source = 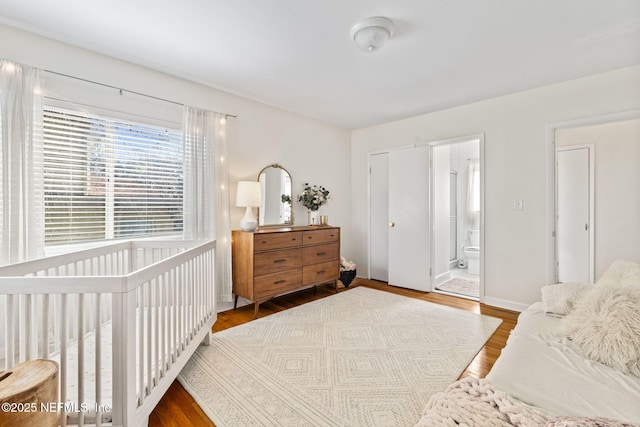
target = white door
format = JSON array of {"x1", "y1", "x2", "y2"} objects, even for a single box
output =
[
  {"x1": 388, "y1": 146, "x2": 431, "y2": 291},
  {"x1": 369, "y1": 153, "x2": 389, "y2": 281},
  {"x1": 556, "y1": 146, "x2": 593, "y2": 283}
]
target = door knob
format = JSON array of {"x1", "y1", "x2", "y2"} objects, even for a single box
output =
[{"x1": 389, "y1": 222, "x2": 395, "y2": 227}]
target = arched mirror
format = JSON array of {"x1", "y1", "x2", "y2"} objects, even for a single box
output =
[{"x1": 257, "y1": 164, "x2": 293, "y2": 226}]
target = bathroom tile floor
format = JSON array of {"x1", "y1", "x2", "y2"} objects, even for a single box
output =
[
  {"x1": 435, "y1": 267, "x2": 479, "y2": 300},
  {"x1": 450, "y1": 267, "x2": 480, "y2": 282}
]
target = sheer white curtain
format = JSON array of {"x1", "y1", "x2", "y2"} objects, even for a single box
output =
[
  {"x1": 0, "y1": 60, "x2": 44, "y2": 266},
  {"x1": 183, "y1": 106, "x2": 232, "y2": 303}
]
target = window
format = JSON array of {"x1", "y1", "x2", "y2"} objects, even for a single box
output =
[{"x1": 43, "y1": 108, "x2": 183, "y2": 245}]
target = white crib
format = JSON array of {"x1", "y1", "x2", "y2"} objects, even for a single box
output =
[{"x1": 0, "y1": 239, "x2": 217, "y2": 426}]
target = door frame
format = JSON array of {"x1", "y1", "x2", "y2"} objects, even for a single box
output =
[
  {"x1": 426, "y1": 134, "x2": 485, "y2": 302},
  {"x1": 545, "y1": 109, "x2": 640, "y2": 285},
  {"x1": 555, "y1": 144, "x2": 595, "y2": 283}
]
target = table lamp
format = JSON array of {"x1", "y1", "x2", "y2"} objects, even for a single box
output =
[{"x1": 236, "y1": 181, "x2": 261, "y2": 232}]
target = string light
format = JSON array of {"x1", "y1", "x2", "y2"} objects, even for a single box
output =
[{"x1": 2, "y1": 62, "x2": 16, "y2": 73}]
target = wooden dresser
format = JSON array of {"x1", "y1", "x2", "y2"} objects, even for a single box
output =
[{"x1": 232, "y1": 225, "x2": 340, "y2": 317}]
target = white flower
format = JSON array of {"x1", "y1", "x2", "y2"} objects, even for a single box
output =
[{"x1": 340, "y1": 256, "x2": 356, "y2": 271}]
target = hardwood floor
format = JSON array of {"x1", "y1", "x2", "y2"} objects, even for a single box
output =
[{"x1": 148, "y1": 278, "x2": 519, "y2": 426}]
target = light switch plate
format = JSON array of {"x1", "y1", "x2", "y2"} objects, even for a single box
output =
[{"x1": 514, "y1": 199, "x2": 524, "y2": 210}]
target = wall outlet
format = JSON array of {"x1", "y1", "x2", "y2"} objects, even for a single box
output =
[{"x1": 513, "y1": 199, "x2": 524, "y2": 210}]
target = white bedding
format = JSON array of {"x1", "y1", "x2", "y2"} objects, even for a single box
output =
[{"x1": 486, "y1": 302, "x2": 640, "y2": 424}]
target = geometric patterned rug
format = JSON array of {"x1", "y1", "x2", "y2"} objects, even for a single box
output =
[
  {"x1": 178, "y1": 286, "x2": 501, "y2": 426},
  {"x1": 436, "y1": 277, "x2": 480, "y2": 298}
]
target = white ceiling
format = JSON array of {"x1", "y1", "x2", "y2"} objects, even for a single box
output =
[{"x1": 1, "y1": 0, "x2": 639, "y2": 129}]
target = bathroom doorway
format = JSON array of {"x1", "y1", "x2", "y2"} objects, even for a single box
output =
[{"x1": 429, "y1": 135, "x2": 483, "y2": 301}]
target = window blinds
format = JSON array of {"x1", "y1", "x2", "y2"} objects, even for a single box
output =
[{"x1": 43, "y1": 107, "x2": 183, "y2": 245}]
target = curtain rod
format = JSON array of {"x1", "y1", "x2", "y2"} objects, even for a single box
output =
[{"x1": 44, "y1": 69, "x2": 238, "y2": 119}]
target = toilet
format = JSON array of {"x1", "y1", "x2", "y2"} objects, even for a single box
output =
[{"x1": 463, "y1": 229, "x2": 480, "y2": 275}]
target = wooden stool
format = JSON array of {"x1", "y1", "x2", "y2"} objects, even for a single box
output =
[{"x1": 0, "y1": 359, "x2": 59, "y2": 427}]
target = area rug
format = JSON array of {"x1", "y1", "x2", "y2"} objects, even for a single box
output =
[
  {"x1": 436, "y1": 277, "x2": 480, "y2": 298},
  {"x1": 178, "y1": 286, "x2": 502, "y2": 426}
]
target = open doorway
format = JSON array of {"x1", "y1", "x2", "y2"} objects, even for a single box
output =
[{"x1": 430, "y1": 135, "x2": 483, "y2": 300}]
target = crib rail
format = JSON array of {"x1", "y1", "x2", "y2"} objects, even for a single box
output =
[{"x1": 0, "y1": 239, "x2": 217, "y2": 427}]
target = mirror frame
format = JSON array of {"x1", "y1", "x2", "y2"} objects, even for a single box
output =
[{"x1": 257, "y1": 164, "x2": 293, "y2": 227}]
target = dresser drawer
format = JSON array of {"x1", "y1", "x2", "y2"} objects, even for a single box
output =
[
  {"x1": 254, "y1": 248, "x2": 302, "y2": 276},
  {"x1": 303, "y1": 260, "x2": 339, "y2": 285},
  {"x1": 302, "y1": 243, "x2": 339, "y2": 265},
  {"x1": 254, "y1": 231, "x2": 303, "y2": 251},
  {"x1": 254, "y1": 270, "x2": 303, "y2": 299},
  {"x1": 302, "y1": 228, "x2": 340, "y2": 246}
]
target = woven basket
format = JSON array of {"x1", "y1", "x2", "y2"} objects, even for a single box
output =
[{"x1": 339, "y1": 270, "x2": 356, "y2": 287}]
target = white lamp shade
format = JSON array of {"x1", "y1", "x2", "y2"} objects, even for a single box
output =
[
  {"x1": 351, "y1": 17, "x2": 395, "y2": 53},
  {"x1": 236, "y1": 181, "x2": 262, "y2": 207}
]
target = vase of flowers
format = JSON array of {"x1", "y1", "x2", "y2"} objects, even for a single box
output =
[{"x1": 298, "y1": 183, "x2": 330, "y2": 225}]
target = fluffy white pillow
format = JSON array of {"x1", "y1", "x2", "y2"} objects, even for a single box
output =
[
  {"x1": 541, "y1": 282, "x2": 591, "y2": 315},
  {"x1": 563, "y1": 286, "x2": 640, "y2": 377},
  {"x1": 597, "y1": 259, "x2": 640, "y2": 289}
]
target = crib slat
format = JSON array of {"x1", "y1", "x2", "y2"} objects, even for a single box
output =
[
  {"x1": 187, "y1": 260, "x2": 191, "y2": 339},
  {"x1": 199, "y1": 255, "x2": 203, "y2": 325},
  {"x1": 41, "y1": 294, "x2": 49, "y2": 359},
  {"x1": 154, "y1": 276, "x2": 160, "y2": 386},
  {"x1": 190, "y1": 259, "x2": 196, "y2": 337},
  {"x1": 180, "y1": 264, "x2": 185, "y2": 353},
  {"x1": 170, "y1": 268, "x2": 176, "y2": 364},
  {"x1": 138, "y1": 285, "x2": 144, "y2": 405},
  {"x1": 25, "y1": 294, "x2": 32, "y2": 361},
  {"x1": 4, "y1": 295, "x2": 14, "y2": 370},
  {"x1": 95, "y1": 293, "x2": 102, "y2": 426},
  {"x1": 60, "y1": 294, "x2": 68, "y2": 427},
  {"x1": 193, "y1": 258, "x2": 198, "y2": 330},
  {"x1": 186, "y1": 264, "x2": 192, "y2": 340},
  {"x1": 146, "y1": 280, "x2": 152, "y2": 396},
  {"x1": 78, "y1": 293, "x2": 85, "y2": 426},
  {"x1": 18, "y1": 295, "x2": 25, "y2": 363}
]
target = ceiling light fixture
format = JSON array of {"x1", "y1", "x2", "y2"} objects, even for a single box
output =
[{"x1": 350, "y1": 16, "x2": 395, "y2": 53}]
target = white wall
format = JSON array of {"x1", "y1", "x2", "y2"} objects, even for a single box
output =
[
  {"x1": 352, "y1": 65, "x2": 640, "y2": 311},
  {"x1": 0, "y1": 24, "x2": 353, "y2": 256},
  {"x1": 556, "y1": 118, "x2": 640, "y2": 278}
]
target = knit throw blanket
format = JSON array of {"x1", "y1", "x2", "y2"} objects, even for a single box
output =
[{"x1": 414, "y1": 377, "x2": 549, "y2": 427}]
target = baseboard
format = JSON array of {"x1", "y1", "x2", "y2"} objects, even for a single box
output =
[
  {"x1": 434, "y1": 271, "x2": 452, "y2": 286},
  {"x1": 482, "y1": 296, "x2": 529, "y2": 312},
  {"x1": 217, "y1": 298, "x2": 250, "y2": 313}
]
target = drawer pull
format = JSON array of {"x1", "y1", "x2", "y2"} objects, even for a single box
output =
[
  {"x1": 274, "y1": 280, "x2": 286, "y2": 284},
  {"x1": 273, "y1": 259, "x2": 287, "y2": 263},
  {"x1": 316, "y1": 252, "x2": 326, "y2": 256},
  {"x1": 317, "y1": 270, "x2": 326, "y2": 275}
]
